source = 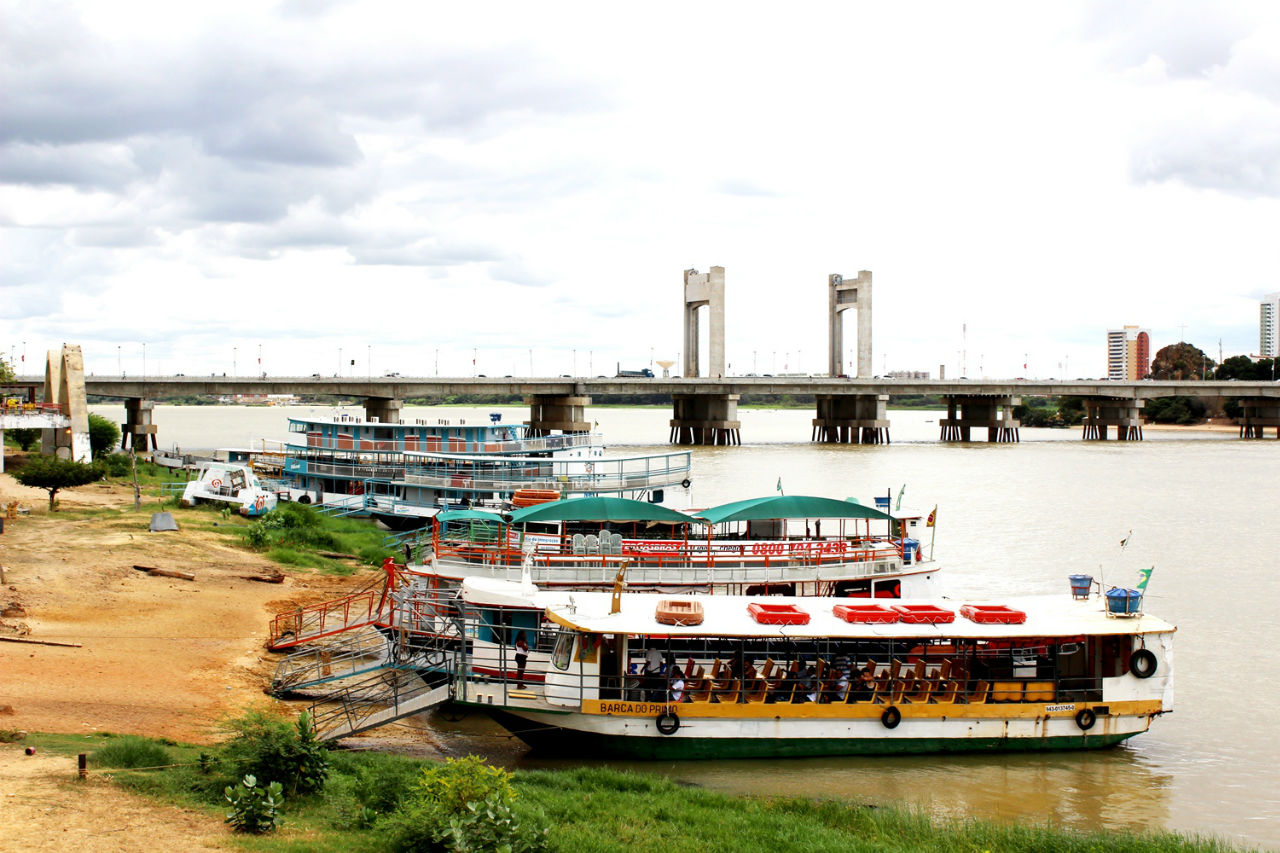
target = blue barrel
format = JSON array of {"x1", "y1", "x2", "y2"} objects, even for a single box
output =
[
  {"x1": 1069, "y1": 574, "x2": 1093, "y2": 598},
  {"x1": 903, "y1": 538, "x2": 921, "y2": 562},
  {"x1": 1105, "y1": 588, "x2": 1142, "y2": 614}
]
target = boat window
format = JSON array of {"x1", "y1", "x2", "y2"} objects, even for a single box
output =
[
  {"x1": 574, "y1": 633, "x2": 602, "y2": 664},
  {"x1": 552, "y1": 631, "x2": 574, "y2": 671}
]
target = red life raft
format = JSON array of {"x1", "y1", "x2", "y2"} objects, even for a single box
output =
[
  {"x1": 891, "y1": 604, "x2": 955, "y2": 624},
  {"x1": 959, "y1": 604, "x2": 1027, "y2": 624},
  {"x1": 747, "y1": 602, "x2": 810, "y2": 626},
  {"x1": 655, "y1": 599, "x2": 704, "y2": 626},
  {"x1": 833, "y1": 603, "x2": 900, "y2": 624}
]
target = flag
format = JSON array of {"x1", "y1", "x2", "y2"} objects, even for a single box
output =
[
  {"x1": 895, "y1": 484, "x2": 906, "y2": 511},
  {"x1": 926, "y1": 507, "x2": 936, "y2": 527},
  {"x1": 776, "y1": 477, "x2": 783, "y2": 495},
  {"x1": 1120, "y1": 530, "x2": 1132, "y2": 549},
  {"x1": 1136, "y1": 566, "x2": 1154, "y2": 592}
]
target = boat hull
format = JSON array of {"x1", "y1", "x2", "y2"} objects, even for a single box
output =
[{"x1": 474, "y1": 704, "x2": 1149, "y2": 760}]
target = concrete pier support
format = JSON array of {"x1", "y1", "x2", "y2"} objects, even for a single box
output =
[
  {"x1": 121, "y1": 398, "x2": 158, "y2": 453},
  {"x1": 683, "y1": 267, "x2": 726, "y2": 378},
  {"x1": 364, "y1": 396, "x2": 403, "y2": 424},
  {"x1": 828, "y1": 271, "x2": 873, "y2": 378},
  {"x1": 1080, "y1": 398, "x2": 1144, "y2": 440},
  {"x1": 812, "y1": 394, "x2": 890, "y2": 444},
  {"x1": 1237, "y1": 398, "x2": 1280, "y2": 438},
  {"x1": 527, "y1": 394, "x2": 591, "y2": 436},
  {"x1": 42, "y1": 344, "x2": 91, "y2": 461},
  {"x1": 940, "y1": 396, "x2": 1021, "y2": 443},
  {"x1": 670, "y1": 393, "x2": 741, "y2": 445}
]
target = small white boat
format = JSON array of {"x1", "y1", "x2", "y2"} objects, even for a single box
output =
[{"x1": 180, "y1": 462, "x2": 279, "y2": 517}]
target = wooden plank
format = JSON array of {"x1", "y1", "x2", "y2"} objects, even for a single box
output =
[
  {"x1": 0, "y1": 636, "x2": 82, "y2": 648},
  {"x1": 132, "y1": 565, "x2": 195, "y2": 581}
]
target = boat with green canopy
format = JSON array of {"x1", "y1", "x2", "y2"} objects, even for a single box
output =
[{"x1": 412, "y1": 493, "x2": 938, "y2": 597}]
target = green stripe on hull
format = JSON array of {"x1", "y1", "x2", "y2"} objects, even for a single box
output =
[{"x1": 485, "y1": 709, "x2": 1136, "y2": 760}]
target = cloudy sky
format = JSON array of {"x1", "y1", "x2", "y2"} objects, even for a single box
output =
[{"x1": 3, "y1": 0, "x2": 1279, "y2": 380}]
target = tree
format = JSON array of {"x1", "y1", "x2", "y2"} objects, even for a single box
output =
[
  {"x1": 8, "y1": 428, "x2": 40, "y2": 451},
  {"x1": 87, "y1": 413, "x2": 121, "y2": 458},
  {"x1": 0, "y1": 357, "x2": 14, "y2": 383},
  {"x1": 1149, "y1": 342, "x2": 1214, "y2": 380},
  {"x1": 11, "y1": 455, "x2": 104, "y2": 511}
]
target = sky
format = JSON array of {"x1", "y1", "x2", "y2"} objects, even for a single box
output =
[{"x1": 3, "y1": 0, "x2": 1280, "y2": 381}]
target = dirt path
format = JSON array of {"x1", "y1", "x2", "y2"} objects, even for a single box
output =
[
  {"x1": 0, "y1": 745, "x2": 225, "y2": 851},
  {"x1": 0, "y1": 473, "x2": 367, "y2": 742}
]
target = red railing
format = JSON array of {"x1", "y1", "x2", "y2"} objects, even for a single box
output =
[{"x1": 268, "y1": 589, "x2": 384, "y2": 650}]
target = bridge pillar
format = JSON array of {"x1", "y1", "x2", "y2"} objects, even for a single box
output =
[
  {"x1": 40, "y1": 344, "x2": 91, "y2": 461},
  {"x1": 527, "y1": 395, "x2": 591, "y2": 436},
  {"x1": 940, "y1": 396, "x2": 1021, "y2": 443},
  {"x1": 670, "y1": 393, "x2": 741, "y2": 445},
  {"x1": 1237, "y1": 398, "x2": 1280, "y2": 439},
  {"x1": 121, "y1": 398, "x2": 158, "y2": 453},
  {"x1": 812, "y1": 394, "x2": 890, "y2": 444},
  {"x1": 364, "y1": 396, "x2": 403, "y2": 424},
  {"x1": 828, "y1": 271, "x2": 872, "y2": 377},
  {"x1": 1081, "y1": 398, "x2": 1144, "y2": 440},
  {"x1": 683, "y1": 266, "x2": 726, "y2": 377}
]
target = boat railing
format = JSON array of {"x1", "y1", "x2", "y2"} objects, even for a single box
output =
[
  {"x1": 268, "y1": 588, "x2": 385, "y2": 650},
  {"x1": 295, "y1": 431, "x2": 598, "y2": 455}
]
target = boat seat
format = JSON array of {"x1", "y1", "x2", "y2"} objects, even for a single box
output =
[
  {"x1": 991, "y1": 681, "x2": 1024, "y2": 703},
  {"x1": 688, "y1": 670, "x2": 712, "y2": 702},
  {"x1": 933, "y1": 680, "x2": 960, "y2": 704},
  {"x1": 584, "y1": 534, "x2": 600, "y2": 556},
  {"x1": 713, "y1": 678, "x2": 740, "y2": 704},
  {"x1": 1024, "y1": 681, "x2": 1055, "y2": 703},
  {"x1": 610, "y1": 532, "x2": 623, "y2": 555},
  {"x1": 963, "y1": 679, "x2": 991, "y2": 704},
  {"x1": 744, "y1": 677, "x2": 768, "y2": 703},
  {"x1": 571, "y1": 534, "x2": 586, "y2": 555}
]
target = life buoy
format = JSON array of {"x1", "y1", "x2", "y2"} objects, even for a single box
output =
[
  {"x1": 1075, "y1": 708, "x2": 1097, "y2": 730},
  {"x1": 254, "y1": 495, "x2": 266, "y2": 510},
  {"x1": 210, "y1": 478, "x2": 223, "y2": 489},
  {"x1": 1129, "y1": 648, "x2": 1158, "y2": 679},
  {"x1": 585, "y1": 462, "x2": 595, "y2": 475},
  {"x1": 656, "y1": 711, "x2": 680, "y2": 735},
  {"x1": 681, "y1": 478, "x2": 691, "y2": 489},
  {"x1": 881, "y1": 706, "x2": 901, "y2": 729}
]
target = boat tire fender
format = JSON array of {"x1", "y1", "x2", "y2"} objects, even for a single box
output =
[
  {"x1": 881, "y1": 706, "x2": 901, "y2": 729},
  {"x1": 298, "y1": 494, "x2": 312, "y2": 505},
  {"x1": 681, "y1": 478, "x2": 691, "y2": 489},
  {"x1": 1075, "y1": 708, "x2": 1096, "y2": 731},
  {"x1": 1129, "y1": 648, "x2": 1157, "y2": 679},
  {"x1": 656, "y1": 711, "x2": 680, "y2": 736}
]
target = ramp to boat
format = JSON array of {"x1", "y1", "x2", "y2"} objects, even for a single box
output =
[
  {"x1": 309, "y1": 666, "x2": 453, "y2": 741},
  {"x1": 270, "y1": 626, "x2": 391, "y2": 694}
]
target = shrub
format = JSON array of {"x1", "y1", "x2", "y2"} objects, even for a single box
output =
[
  {"x1": 11, "y1": 455, "x2": 105, "y2": 511},
  {"x1": 8, "y1": 428, "x2": 40, "y2": 451},
  {"x1": 380, "y1": 756, "x2": 548, "y2": 853},
  {"x1": 88, "y1": 413, "x2": 121, "y2": 459},
  {"x1": 101, "y1": 453, "x2": 134, "y2": 477},
  {"x1": 220, "y1": 711, "x2": 330, "y2": 797},
  {"x1": 224, "y1": 774, "x2": 284, "y2": 834},
  {"x1": 92, "y1": 735, "x2": 172, "y2": 769}
]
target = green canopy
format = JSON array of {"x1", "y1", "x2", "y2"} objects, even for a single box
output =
[
  {"x1": 436, "y1": 509, "x2": 507, "y2": 524},
  {"x1": 698, "y1": 495, "x2": 895, "y2": 525},
  {"x1": 508, "y1": 496, "x2": 693, "y2": 525}
]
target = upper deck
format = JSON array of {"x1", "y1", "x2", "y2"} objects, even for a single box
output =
[{"x1": 287, "y1": 413, "x2": 597, "y2": 456}]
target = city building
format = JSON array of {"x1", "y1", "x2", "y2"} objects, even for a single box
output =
[
  {"x1": 1106, "y1": 326, "x2": 1151, "y2": 380},
  {"x1": 1261, "y1": 292, "x2": 1280, "y2": 358}
]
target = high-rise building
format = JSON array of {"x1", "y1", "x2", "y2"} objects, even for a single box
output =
[
  {"x1": 1106, "y1": 325, "x2": 1151, "y2": 380},
  {"x1": 1261, "y1": 292, "x2": 1280, "y2": 358}
]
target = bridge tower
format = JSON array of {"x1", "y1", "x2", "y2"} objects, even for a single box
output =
[
  {"x1": 683, "y1": 267, "x2": 725, "y2": 378},
  {"x1": 828, "y1": 271, "x2": 872, "y2": 378},
  {"x1": 41, "y1": 344, "x2": 92, "y2": 461}
]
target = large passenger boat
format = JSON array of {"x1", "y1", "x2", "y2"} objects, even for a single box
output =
[
  {"x1": 448, "y1": 579, "x2": 1174, "y2": 759},
  {"x1": 280, "y1": 412, "x2": 692, "y2": 523},
  {"x1": 413, "y1": 494, "x2": 935, "y2": 596}
]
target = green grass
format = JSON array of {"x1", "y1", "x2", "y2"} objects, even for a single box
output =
[
  {"x1": 91, "y1": 735, "x2": 174, "y2": 769},
  {"x1": 20, "y1": 732, "x2": 1251, "y2": 853}
]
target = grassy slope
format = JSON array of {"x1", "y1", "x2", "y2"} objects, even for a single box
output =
[{"x1": 23, "y1": 733, "x2": 1249, "y2": 853}]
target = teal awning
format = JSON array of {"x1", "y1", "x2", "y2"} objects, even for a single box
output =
[
  {"x1": 508, "y1": 496, "x2": 694, "y2": 525},
  {"x1": 436, "y1": 509, "x2": 507, "y2": 524},
  {"x1": 698, "y1": 495, "x2": 895, "y2": 525}
]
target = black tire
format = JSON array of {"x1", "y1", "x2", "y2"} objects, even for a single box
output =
[
  {"x1": 881, "y1": 706, "x2": 901, "y2": 729},
  {"x1": 681, "y1": 479, "x2": 691, "y2": 489},
  {"x1": 656, "y1": 711, "x2": 680, "y2": 735},
  {"x1": 1129, "y1": 648, "x2": 1158, "y2": 679},
  {"x1": 298, "y1": 494, "x2": 312, "y2": 505},
  {"x1": 1075, "y1": 708, "x2": 1097, "y2": 731}
]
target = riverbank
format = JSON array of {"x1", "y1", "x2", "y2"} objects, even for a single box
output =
[{"x1": 1, "y1": 734, "x2": 1249, "y2": 853}]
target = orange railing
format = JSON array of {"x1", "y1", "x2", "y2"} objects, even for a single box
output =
[{"x1": 268, "y1": 589, "x2": 384, "y2": 650}]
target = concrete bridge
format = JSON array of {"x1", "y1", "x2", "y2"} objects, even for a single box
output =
[{"x1": 75, "y1": 375, "x2": 1280, "y2": 448}]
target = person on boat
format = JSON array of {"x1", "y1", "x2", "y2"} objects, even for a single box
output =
[
  {"x1": 643, "y1": 647, "x2": 665, "y2": 701},
  {"x1": 514, "y1": 633, "x2": 529, "y2": 682},
  {"x1": 668, "y1": 666, "x2": 686, "y2": 704},
  {"x1": 795, "y1": 663, "x2": 818, "y2": 703}
]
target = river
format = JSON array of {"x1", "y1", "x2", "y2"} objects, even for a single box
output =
[{"x1": 90, "y1": 403, "x2": 1280, "y2": 848}]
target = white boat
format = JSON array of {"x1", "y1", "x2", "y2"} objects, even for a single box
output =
[
  {"x1": 179, "y1": 462, "x2": 279, "y2": 517},
  {"x1": 448, "y1": 578, "x2": 1175, "y2": 759}
]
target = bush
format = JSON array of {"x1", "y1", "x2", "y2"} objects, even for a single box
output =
[
  {"x1": 380, "y1": 756, "x2": 548, "y2": 853},
  {"x1": 101, "y1": 453, "x2": 134, "y2": 477},
  {"x1": 92, "y1": 735, "x2": 172, "y2": 769},
  {"x1": 220, "y1": 711, "x2": 330, "y2": 797},
  {"x1": 224, "y1": 774, "x2": 284, "y2": 834},
  {"x1": 11, "y1": 455, "x2": 105, "y2": 511},
  {"x1": 8, "y1": 428, "x2": 39, "y2": 451},
  {"x1": 88, "y1": 413, "x2": 121, "y2": 459}
]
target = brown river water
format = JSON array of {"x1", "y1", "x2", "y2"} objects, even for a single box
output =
[{"x1": 91, "y1": 403, "x2": 1280, "y2": 848}]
